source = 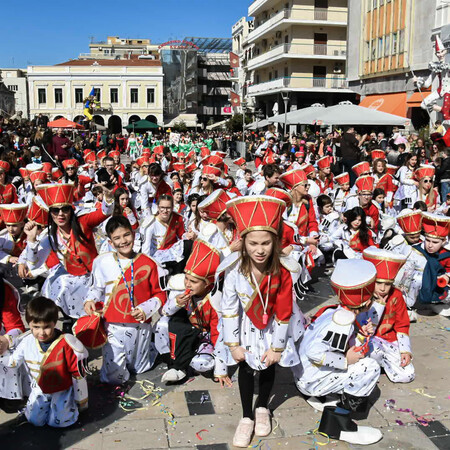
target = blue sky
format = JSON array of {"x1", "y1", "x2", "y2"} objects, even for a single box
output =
[{"x1": 0, "y1": 0, "x2": 249, "y2": 68}]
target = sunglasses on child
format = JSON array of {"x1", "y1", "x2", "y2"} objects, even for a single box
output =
[
  {"x1": 201, "y1": 177, "x2": 209, "y2": 181},
  {"x1": 50, "y1": 206, "x2": 72, "y2": 215}
]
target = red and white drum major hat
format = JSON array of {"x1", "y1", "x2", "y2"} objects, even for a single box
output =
[
  {"x1": 317, "y1": 156, "x2": 331, "y2": 170},
  {"x1": 352, "y1": 161, "x2": 370, "y2": 177},
  {"x1": 397, "y1": 209, "x2": 422, "y2": 235},
  {"x1": 363, "y1": 246, "x2": 407, "y2": 283},
  {"x1": 265, "y1": 187, "x2": 293, "y2": 209},
  {"x1": 28, "y1": 196, "x2": 49, "y2": 226},
  {"x1": 279, "y1": 168, "x2": 307, "y2": 190},
  {"x1": 422, "y1": 212, "x2": 450, "y2": 239},
  {"x1": 355, "y1": 175, "x2": 375, "y2": 193},
  {"x1": 233, "y1": 157, "x2": 246, "y2": 166},
  {"x1": 36, "y1": 183, "x2": 75, "y2": 208},
  {"x1": 198, "y1": 189, "x2": 231, "y2": 221},
  {"x1": 334, "y1": 172, "x2": 350, "y2": 185},
  {"x1": 226, "y1": 195, "x2": 286, "y2": 236},
  {"x1": 185, "y1": 239, "x2": 221, "y2": 285},
  {"x1": 330, "y1": 259, "x2": 377, "y2": 309},
  {"x1": 0, "y1": 203, "x2": 28, "y2": 225},
  {"x1": 414, "y1": 165, "x2": 435, "y2": 181}
]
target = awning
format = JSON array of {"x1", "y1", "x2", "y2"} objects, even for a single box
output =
[
  {"x1": 359, "y1": 93, "x2": 407, "y2": 117},
  {"x1": 406, "y1": 89, "x2": 431, "y2": 107},
  {"x1": 164, "y1": 114, "x2": 199, "y2": 128}
]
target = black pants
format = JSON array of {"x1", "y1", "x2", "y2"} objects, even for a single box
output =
[
  {"x1": 342, "y1": 158, "x2": 358, "y2": 187},
  {"x1": 163, "y1": 240, "x2": 194, "y2": 276},
  {"x1": 238, "y1": 361, "x2": 276, "y2": 420}
]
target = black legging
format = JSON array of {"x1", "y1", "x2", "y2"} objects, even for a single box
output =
[{"x1": 238, "y1": 361, "x2": 276, "y2": 420}]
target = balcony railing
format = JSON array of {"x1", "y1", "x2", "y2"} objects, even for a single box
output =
[
  {"x1": 248, "y1": 0, "x2": 269, "y2": 17},
  {"x1": 248, "y1": 76, "x2": 348, "y2": 95},
  {"x1": 248, "y1": 42, "x2": 346, "y2": 70},
  {"x1": 248, "y1": 7, "x2": 347, "y2": 43}
]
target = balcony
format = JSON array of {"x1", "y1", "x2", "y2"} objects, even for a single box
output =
[
  {"x1": 247, "y1": 7, "x2": 347, "y2": 43},
  {"x1": 248, "y1": 75, "x2": 348, "y2": 96},
  {"x1": 248, "y1": 0, "x2": 269, "y2": 17},
  {"x1": 248, "y1": 43, "x2": 347, "y2": 70},
  {"x1": 94, "y1": 103, "x2": 113, "y2": 112}
]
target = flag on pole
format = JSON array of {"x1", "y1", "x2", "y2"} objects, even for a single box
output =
[
  {"x1": 229, "y1": 52, "x2": 240, "y2": 68},
  {"x1": 230, "y1": 91, "x2": 241, "y2": 107}
]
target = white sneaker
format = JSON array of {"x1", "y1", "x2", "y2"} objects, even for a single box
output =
[
  {"x1": 407, "y1": 309, "x2": 418, "y2": 322},
  {"x1": 232, "y1": 418, "x2": 254, "y2": 448},
  {"x1": 306, "y1": 396, "x2": 339, "y2": 412},
  {"x1": 161, "y1": 368, "x2": 186, "y2": 383},
  {"x1": 340, "y1": 426, "x2": 383, "y2": 445},
  {"x1": 431, "y1": 304, "x2": 450, "y2": 317},
  {"x1": 254, "y1": 407, "x2": 271, "y2": 436}
]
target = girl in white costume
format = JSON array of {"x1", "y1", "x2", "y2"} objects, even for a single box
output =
[{"x1": 215, "y1": 195, "x2": 306, "y2": 448}]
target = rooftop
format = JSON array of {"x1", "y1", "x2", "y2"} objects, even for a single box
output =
[
  {"x1": 183, "y1": 37, "x2": 232, "y2": 53},
  {"x1": 56, "y1": 58, "x2": 161, "y2": 67}
]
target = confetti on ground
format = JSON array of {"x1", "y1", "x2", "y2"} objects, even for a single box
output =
[
  {"x1": 196, "y1": 429, "x2": 209, "y2": 440},
  {"x1": 412, "y1": 388, "x2": 436, "y2": 398},
  {"x1": 384, "y1": 399, "x2": 432, "y2": 426},
  {"x1": 248, "y1": 439, "x2": 262, "y2": 448},
  {"x1": 116, "y1": 380, "x2": 177, "y2": 426}
]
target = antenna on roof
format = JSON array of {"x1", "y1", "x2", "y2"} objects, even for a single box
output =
[{"x1": 89, "y1": 35, "x2": 95, "y2": 44}]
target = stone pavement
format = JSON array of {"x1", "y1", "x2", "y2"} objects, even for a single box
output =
[{"x1": 2, "y1": 271, "x2": 450, "y2": 450}]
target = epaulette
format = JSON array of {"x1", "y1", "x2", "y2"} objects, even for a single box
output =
[
  {"x1": 332, "y1": 308, "x2": 355, "y2": 327},
  {"x1": 168, "y1": 273, "x2": 185, "y2": 291}
]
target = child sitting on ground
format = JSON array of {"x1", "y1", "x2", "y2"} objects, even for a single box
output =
[{"x1": 9, "y1": 296, "x2": 88, "y2": 427}]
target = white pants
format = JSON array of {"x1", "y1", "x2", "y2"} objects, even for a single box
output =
[
  {"x1": 100, "y1": 322, "x2": 158, "y2": 385},
  {"x1": 0, "y1": 351, "x2": 30, "y2": 400},
  {"x1": 25, "y1": 386, "x2": 78, "y2": 428},
  {"x1": 296, "y1": 357, "x2": 380, "y2": 398},
  {"x1": 370, "y1": 337, "x2": 415, "y2": 383}
]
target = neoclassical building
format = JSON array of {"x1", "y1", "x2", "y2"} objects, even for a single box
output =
[{"x1": 27, "y1": 57, "x2": 163, "y2": 133}]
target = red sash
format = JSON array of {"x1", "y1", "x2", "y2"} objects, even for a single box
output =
[
  {"x1": 244, "y1": 272, "x2": 282, "y2": 330},
  {"x1": 103, "y1": 254, "x2": 156, "y2": 324},
  {"x1": 0, "y1": 184, "x2": 17, "y2": 204},
  {"x1": 295, "y1": 202, "x2": 309, "y2": 236},
  {"x1": 37, "y1": 335, "x2": 84, "y2": 394},
  {"x1": 158, "y1": 213, "x2": 183, "y2": 250},
  {"x1": 11, "y1": 232, "x2": 27, "y2": 257}
]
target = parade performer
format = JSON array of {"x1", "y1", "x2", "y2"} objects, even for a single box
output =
[
  {"x1": 83, "y1": 88, "x2": 97, "y2": 122},
  {"x1": 361, "y1": 247, "x2": 415, "y2": 383},
  {"x1": 414, "y1": 213, "x2": 450, "y2": 316},
  {"x1": 0, "y1": 277, "x2": 27, "y2": 404},
  {"x1": 23, "y1": 183, "x2": 114, "y2": 320},
  {"x1": 394, "y1": 154, "x2": 419, "y2": 210},
  {"x1": 83, "y1": 216, "x2": 166, "y2": 385},
  {"x1": 332, "y1": 172, "x2": 351, "y2": 213},
  {"x1": 295, "y1": 259, "x2": 382, "y2": 446},
  {"x1": 316, "y1": 156, "x2": 334, "y2": 194},
  {"x1": 0, "y1": 203, "x2": 28, "y2": 266},
  {"x1": 414, "y1": 36, "x2": 450, "y2": 117},
  {"x1": 9, "y1": 297, "x2": 88, "y2": 427},
  {"x1": 411, "y1": 165, "x2": 440, "y2": 212},
  {"x1": 156, "y1": 239, "x2": 230, "y2": 384},
  {"x1": 0, "y1": 161, "x2": 18, "y2": 205},
  {"x1": 215, "y1": 195, "x2": 306, "y2": 448},
  {"x1": 197, "y1": 189, "x2": 241, "y2": 258}
]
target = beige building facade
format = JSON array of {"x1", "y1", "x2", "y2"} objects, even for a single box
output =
[
  {"x1": 27, "y1": 58, "x2": 164, "y2": 133},
  {"x1": 246, "y1": 0, "x2": 354, "y2": 119}
]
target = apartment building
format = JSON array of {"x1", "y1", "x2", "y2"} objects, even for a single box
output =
[
  {"x1": 246, "y1": 0, "x2": 354, "y2": 119},
  {"x1": 27, "y1": 57, "x2": 163, "y2": 133},
  {"x1": 0, "y1": 69, "x2": 29, "y2": 118},
  {"x1": 347, "y1": 0, "x2": 437, "y2": 129}
]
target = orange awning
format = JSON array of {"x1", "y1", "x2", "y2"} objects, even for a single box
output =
[
  {"x1": 406, "y1": 89, "x2": 431, "y2": 107},
  {"x1": 359, "y1": 92, "x2": 407, "y2": 117}
]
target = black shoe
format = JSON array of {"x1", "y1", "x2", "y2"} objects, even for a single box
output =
[{"x1": 318, "y1": 406, "x2": 382, "y2": 445}]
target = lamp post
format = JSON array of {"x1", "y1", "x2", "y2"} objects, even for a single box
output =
[
  {"x1": 281, "y1": 91, "x2": 289, "y2": 139},
  {"x1": 242, "y1": 100, "x2": 247, "y2": 158}
]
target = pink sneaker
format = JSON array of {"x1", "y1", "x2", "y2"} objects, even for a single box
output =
[
  {"x1": 232, "y1": 417, "x2": 254, "y2": 447},
  {"x1": 254, "y1": 407, "x2": 271, "y2": 436}
]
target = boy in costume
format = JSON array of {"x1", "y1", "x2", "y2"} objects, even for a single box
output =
[
  {"x1": 9, "y1": 297, "x2": 88, "y2": 427},
  {"x1": 295, "y1": 259, "x2": 382, "y2": 446},
  {"x1": 84, "y1": 216, "x2": 167, "y2": 385}
]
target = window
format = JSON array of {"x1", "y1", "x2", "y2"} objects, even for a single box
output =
[
  {"x1": 371, "y1": 39, "x2": 376, "y2": 59},
  {"x1": 364, "y1": 41, "x2": 370, "y2": 61},
  {"x1": 110, "y1": 88, "x2": 118, "y2": 103},
  {"x1": 268, "y1": 72, "x2": 272, "y2": 80},
  {"x1": 75, "y1": 88, "x2": 83, "y2": 103},
  {"x1": 378, "y1": 37, "x2": 383, "y2": 58},
  {"x1": 93, "y1": 88, "x2": 101, "y2": 102},
  {"x1": 9, "y1": 85, "x2": 18, "y2": 91},
  {"x1": 284, "y1": 66, "x2": 289, "y2": 77},
  {"x1": 385, "y1": 35, "x2": 390, "y2": 54},
  {"x1": 38, "y1": 88, "x2": 46, "y2": 104},
  {"x1": 104, "y1": 49, "x2": 110, "y2": 54},
  {"x1": 392, "y1": 32, "x2": 398, "y2": 53},
  {"x1": 274, "y1": 70, "x2": 278, "y2": 78},
  {"x1": 130, "y1": 88, "x2": 138, "y2": 103},
  {"x1": 55, "y1": 88, "x2": 63, "y2": 104},
  {"x1": 146, "y1": 88, "x2": 155, "y2": 103}
]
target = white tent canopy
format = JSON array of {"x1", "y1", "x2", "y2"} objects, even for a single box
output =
[
  {"x1": 164, "y1": 114, "x2": 199, "y2": 128},
  {"x1": 206, "y1": 119, "x2": 228, "y2": 130},
  {"x1": 265, "y1": 101, "x2": 409, "y2": 127},
  {"x1": 245, "y1": 119, "x2": 270, "y2": 130},
  {"x1": 309, "y1": 101, "x2": 410, "y2": 126},
  {"x1": 268, "y1": 103, "x2": 326, "y2": 125}
]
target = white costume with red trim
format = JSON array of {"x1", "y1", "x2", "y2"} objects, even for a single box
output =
[
  {"x1": 86, "y1": 252, "x2": 167, "y2": 384},
  {"x1": 9, "y1": 332, "x2": 88, "y2": 427}
]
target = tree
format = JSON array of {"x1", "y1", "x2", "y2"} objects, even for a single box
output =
[
  {"x1": 172, "y1": 121, "x2": 188, "y2": 133},
  {"x1": 226, "y1": 114, "x2": 252, "y2": 132}
]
